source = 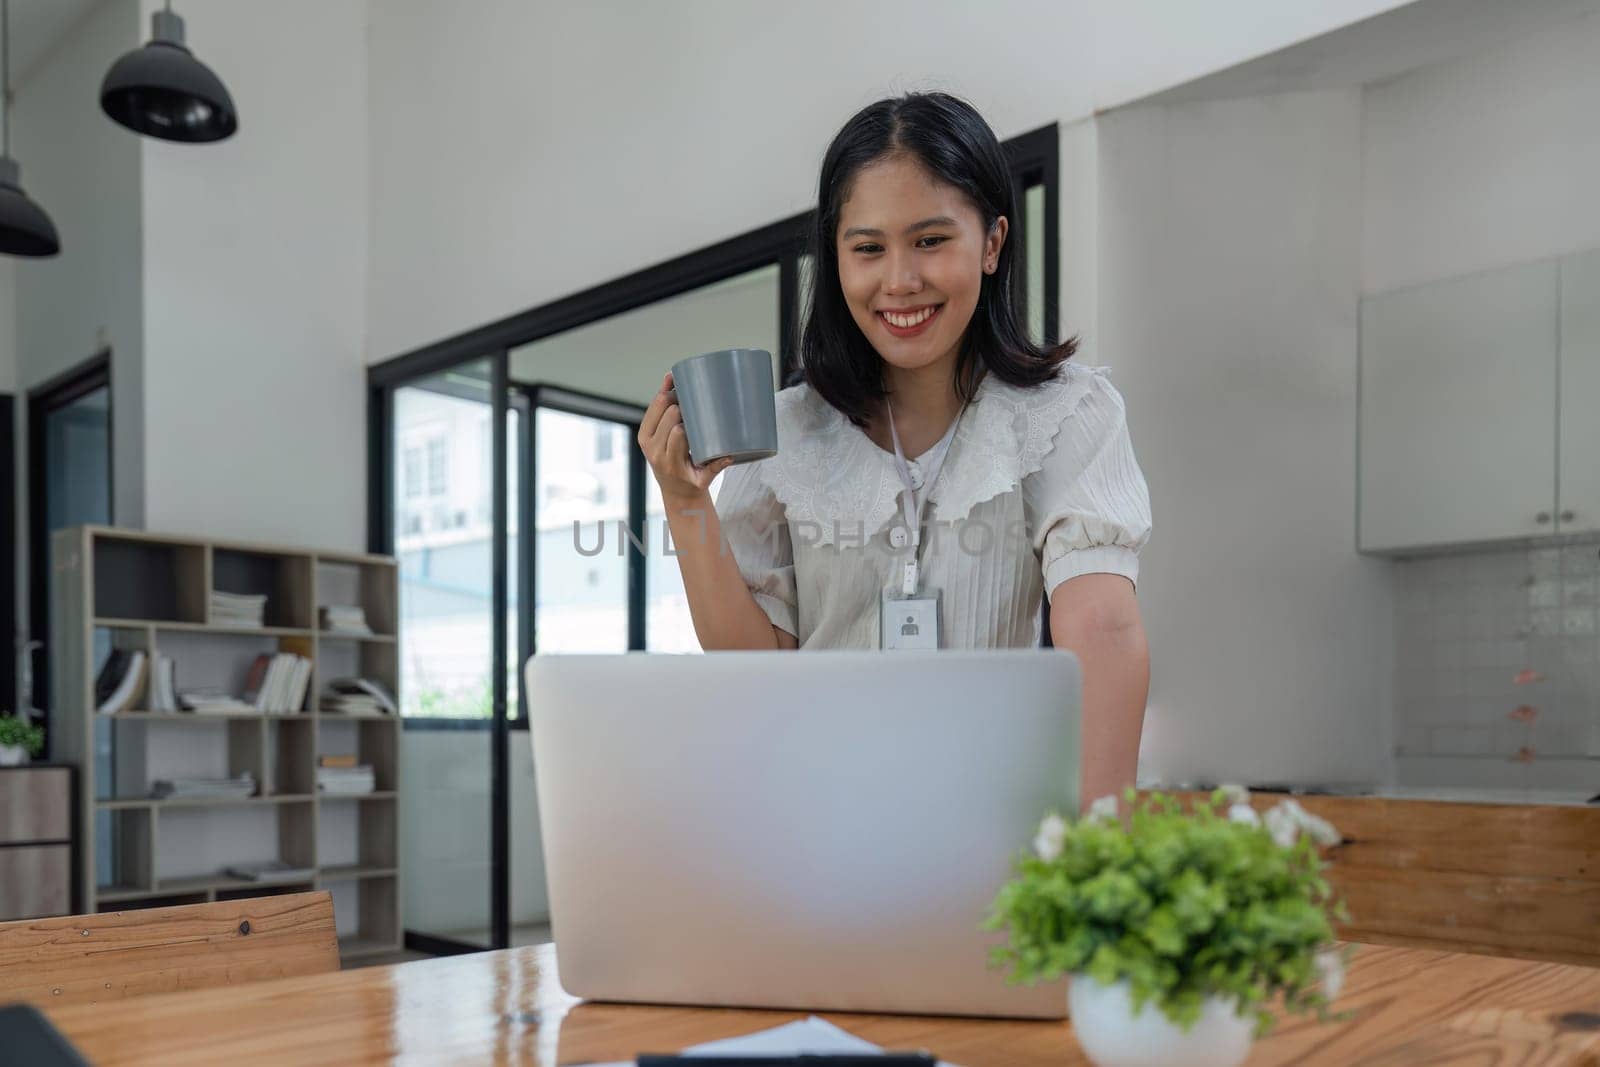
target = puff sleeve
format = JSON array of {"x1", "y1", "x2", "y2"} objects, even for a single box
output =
[
  {"x1": 711, "y1": 460, "x2": 799, "y2": 637},
  {"x1": 1022, "y1": 369, "x2": 1153, "y2": 600}
]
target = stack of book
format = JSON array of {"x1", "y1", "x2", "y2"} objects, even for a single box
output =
[
  {"x1": 178, "y1": 690, "x2": 257, "y2": 714},
  {"x1": 211, "y1": 590, "x2": 268, "y2": 628},
  {"x1": 94, "y1": 650, "x2": 148, "y2": 714},
  {"x1": 222, "y1": 860, "x2": 315, "y2": 883},
  {"x1": 317, "y1": 757, "x2": 376, "y2": 795},
  {"x1": 319, "y1": 604, "x2": 372, "y2": 636},
  {"x1": 320, "y1": 677, "x2": 396, "y2": 717},
  {"x1": 243, "y1": 653, "x2": 313, "y2": 713},
  {"x1": 150, "y1": 773, "x2": 257, "y2": 800}
]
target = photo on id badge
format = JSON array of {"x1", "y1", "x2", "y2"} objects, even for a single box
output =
[{"x1": 882, "y1": 587, "x2": 941, "y2": 650}]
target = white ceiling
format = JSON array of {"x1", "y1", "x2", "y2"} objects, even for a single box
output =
[{"x1": 5, "y1": 0, "x2": 106, "y2": 88}]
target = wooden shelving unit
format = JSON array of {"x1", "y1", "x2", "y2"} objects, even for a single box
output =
[{"x1": 51, "y1": 526, "x2": 402, "y2": 962}]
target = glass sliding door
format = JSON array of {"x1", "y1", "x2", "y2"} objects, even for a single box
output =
[
  {"x1": 29, "y1": 355, "x2": 113, "y2": 724},
  {"x1": 532, "y1": 401, "x2": 634, "y2": 654},
  {"x1": 386, "y1": 356, "x2": 510, "y2": 952},
  {"x1": 29, "y1": 355, "x2": 113, "y2": 896}
]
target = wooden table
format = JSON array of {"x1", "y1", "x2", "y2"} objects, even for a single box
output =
[{"x1": 41, "y1": 941, "x2": 1600, "y2": 1065}]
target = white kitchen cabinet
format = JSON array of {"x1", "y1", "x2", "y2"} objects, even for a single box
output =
[
  {"x1": 1359, "y1": 260, "x2": 1559, "y2": 553},
  {"x1": 1559, "y1": 249, "x2": 1600, "y2": 537}
]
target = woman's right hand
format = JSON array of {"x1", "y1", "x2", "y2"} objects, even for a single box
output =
[{"x1": 639, "y1": 371, "x2": 734, "y2": 503}]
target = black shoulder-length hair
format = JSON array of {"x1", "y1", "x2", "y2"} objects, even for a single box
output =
[{"x1": 793, "y1": 91, "x2": 1076, "y2": 429}]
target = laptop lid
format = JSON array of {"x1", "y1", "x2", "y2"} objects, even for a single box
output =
[{"x1": 529, "y1": 649, "x2": 1080, "y2": 1019}]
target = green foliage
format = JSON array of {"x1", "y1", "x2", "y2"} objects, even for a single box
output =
[
  {"x1": 983, "y1": 789, "x2": 1343, "y2": 1036},
  {"x1": 0, "y1": 715, "x2": 45, "y2": 757},
  {"x1": 411, "y1": 678, "x2": 494, "y2": 719}
]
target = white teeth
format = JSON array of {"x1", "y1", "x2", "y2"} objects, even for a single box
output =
[{"x1": 882, "y1": 306, "x2": 937, "y2": 328}]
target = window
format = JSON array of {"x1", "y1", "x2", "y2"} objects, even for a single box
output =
[
  {"x1": 403, "y1": 447, "x2": 423, "y2": 499},
  {"x1": 427, "y1": 437, "x2": 448, "y2": 495},
  {"x1": 509, "y1": 266, "x2": 780, "y2": 656}
]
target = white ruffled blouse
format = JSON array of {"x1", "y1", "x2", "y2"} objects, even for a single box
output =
[{"x1": 711, "y1": 361, "x2": 1152, "y2": 649}]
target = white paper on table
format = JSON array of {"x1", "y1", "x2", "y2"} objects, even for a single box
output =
[{"x1": 587, "y1": 1015, "x2": 960, "y2": 1065}]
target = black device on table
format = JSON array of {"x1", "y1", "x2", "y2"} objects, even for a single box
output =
[
  {"x1": 0, "y1": 1004, "x2": 93, "y2": 1067},
  {"x1": 636, "y1": 1055, "x2": 938, "y2": 1066}
]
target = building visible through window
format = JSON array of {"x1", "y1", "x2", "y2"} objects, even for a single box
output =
[
  {"x1": 427, "y1": 437, "x2": 448, "y2": 495},
  {"x1": 403, "y1": 447, "x2": 422, "y2": 499}
]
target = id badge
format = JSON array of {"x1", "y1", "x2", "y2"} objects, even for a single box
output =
[{"x1": 881, "y1": 586, "x2": 941, "y2": 650}]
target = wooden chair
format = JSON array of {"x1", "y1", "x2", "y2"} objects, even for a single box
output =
[{"x1": 0, "y1": 891, "x2": 340, "y2": 1008}]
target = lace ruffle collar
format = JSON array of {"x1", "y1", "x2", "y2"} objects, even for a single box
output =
[{"x1": 754, "y1": 362, "x2": 1110, "y2": 547}]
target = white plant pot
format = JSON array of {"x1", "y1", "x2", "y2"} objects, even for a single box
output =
[
  {"x1": 1069, "y1": 974, "x2": 1254, "y2": 1067},
  {"x1": 0, "y1": 743, "x2": 28, "y2": 767}
]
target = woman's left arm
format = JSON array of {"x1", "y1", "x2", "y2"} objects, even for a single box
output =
[{"x1": 1049, "y1": 572, "x2": 1149, "y2": 812}]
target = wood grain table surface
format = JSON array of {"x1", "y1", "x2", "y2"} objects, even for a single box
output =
[{"x1": 40, "y1": 940, "x2": 1600, "y2": 1065}]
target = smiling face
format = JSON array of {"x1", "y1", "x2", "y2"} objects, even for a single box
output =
[{"x1": 835, "y1": 154, "x2": 1007, "y2": 385}]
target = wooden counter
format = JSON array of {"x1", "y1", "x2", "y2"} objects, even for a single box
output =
[{"x1": 1172, "y1": 791, "x2": 1600, "y2": 968}]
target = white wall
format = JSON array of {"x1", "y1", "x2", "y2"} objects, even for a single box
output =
[
  {"x1": 1095, "y1": 91, "x2": 1395, "y2": 787},
  {"x1": 11, "y1": 0, "x2": 144, "y2": 526},
  {"x1": 1084, "y1": 0, "x2": 1411, "y2": 110},
  {"x1": 1362, "y1": 8, "x2": 1600, "y2": 294},
  {"x1": 137, "y1": 0, "x2": 368, "y2": 550},
  {"x1": 364, "y1": 0, "x2": 1410, "y2": 363}
]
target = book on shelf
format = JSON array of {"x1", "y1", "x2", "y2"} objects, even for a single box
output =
[
  {"x1": 94, "y1": 649, "x2": 125, "y2": 706},
  {"x1": 95, "y1": 650, "x2": 148, "y2": 715},
  {"x1": 319, "y1": 604, "x2": 373, "y2": 635},
  {"x1": 147, "y1": 654, "x2": 179, "y2": 713},
  {"x1": 320, "y1": 677, "x2": 396, "y2": 717},
  {"x1": 318, "y1": 754, "x2": 359, "y2": 769},
  {"x1": 243, "y1": 653, "x2": 313, "y2": 713},
  {"x1": 211, "y1": 590, "x2": 268, "y2": 627},
  {"x1": 150, "y1": 773, "x2": 257, "y2": 800},
  {"x1": 317, "y1": 764, "x2": 376, "y2": 795},
  {"x1": 221, "y1": 860, "x2": 315, "y2": 883}
]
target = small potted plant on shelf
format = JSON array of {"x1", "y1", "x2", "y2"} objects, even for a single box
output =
[
  {"x1": 0, "y1": 713, "x2": 45, "y2": 766},
  {"x1": 984, "y1": 787, "x2": 1349, "y2": 1067}
]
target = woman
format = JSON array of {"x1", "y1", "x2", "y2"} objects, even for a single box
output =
[{"x1": 638, "y1": 92, "x2": 1151, "y2": 800}]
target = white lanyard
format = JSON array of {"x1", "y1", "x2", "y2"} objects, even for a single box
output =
[{"x1": 887, "y1": 399, "x2": 964, "y2": 597}]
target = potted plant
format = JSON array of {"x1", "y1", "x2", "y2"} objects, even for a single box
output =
[
  {"x1": 984, "y1": 787, "x2": 1348, "y2": 1067},
  {"x1": 0, "y1": 713, "x2": 44, "y2": 766}
]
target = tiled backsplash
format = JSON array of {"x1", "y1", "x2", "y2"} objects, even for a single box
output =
[{"x1": 1395, "y1": 543, "x2": 1600, "y2": 765}]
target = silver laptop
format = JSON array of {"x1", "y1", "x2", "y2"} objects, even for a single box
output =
[{"x1": 528, "y1": 649, "x2": 1079, "y2": 1019}]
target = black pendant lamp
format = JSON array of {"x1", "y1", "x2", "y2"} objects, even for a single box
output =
[
  {"x1": 0, "y1": 0, "x2": 60, "y2": 257},
  {"x1": 101, "y1": 1, "x2": 237, "y2": 143}
]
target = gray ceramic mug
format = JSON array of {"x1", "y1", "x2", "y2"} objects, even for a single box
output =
[{"x1": 669, "y1": 348, "x2": 779, "y2": 466}]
